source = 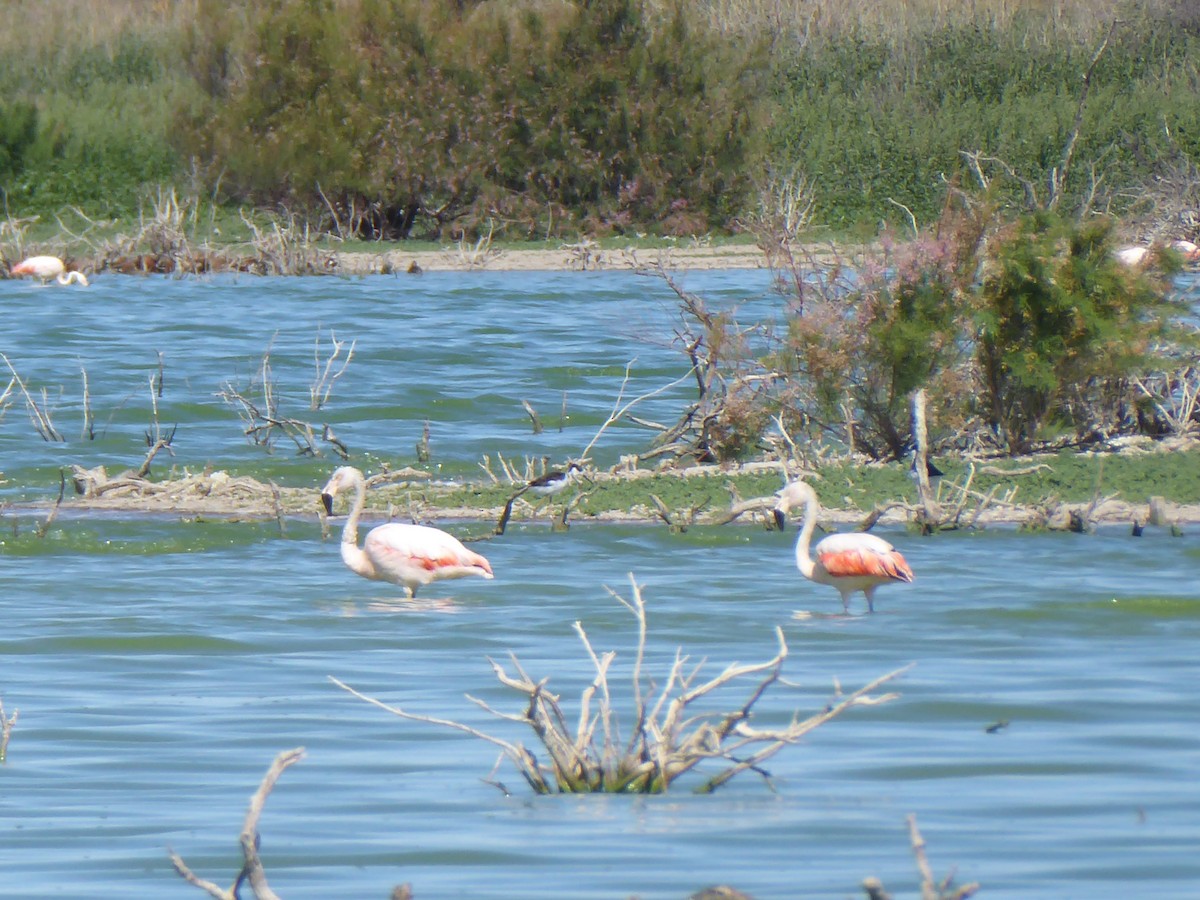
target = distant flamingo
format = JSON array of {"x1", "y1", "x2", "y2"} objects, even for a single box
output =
[
  {"x1": 1171, "y1": 239, "x2": 1200, "y2": 264},
  {"x1": 773, "y1": 480, "x2": 914, "y2": 614},
  {"x1": 9, "y1": 255, "x2": 89, "y2": 286},
  {"x1": 320, "y1": 466, "x2": 493, "y2": 597},
  {"x1": 1113, "y1": 240, "x2": 1200, "y2": 268}
]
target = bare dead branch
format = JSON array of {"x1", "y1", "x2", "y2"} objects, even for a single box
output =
[
  {"x1": 1049, "y1": 19, "x2": 1118, "y2": 210},
  {"x1": 1, "y1": 352, "x2": 64, "y2": 441},
  {"x1": 0, "y1": 697, "x2": 17, "y2": 764},
  {"x1": 521, "y1": 399, "x2": 543, "y2": 434},
  {"x1": 578, "y1": 359, "x2": 698, "y2": 461},
  {"x1": 80, "y1": 366, "x2": 95, "y2": 440},
  {"x1": 32, "y1": 470, "x2": 67, "y2": 539},
  {"x1": 416, "y1": 420, "x2": 431, "y2": 463},
  {"x1": 169, "y1": 747, "x2": 306, "y2": 900},
  {"x1": 309, "y1": 327, "x2": 356, "y2": 411}
]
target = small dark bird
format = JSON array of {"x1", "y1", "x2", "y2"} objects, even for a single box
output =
[
  {"x1": 1131, "y1": 519, "x2": 1144, "y2": 537},
  {"x1": 520, "y1": 462, "x2": 585, "y2": 498},
  {"x1": 909, "y1": 456, "x2": 944, "y2": 492}
]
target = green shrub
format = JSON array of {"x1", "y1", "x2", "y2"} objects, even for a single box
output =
[
  {"x1": 178, "y1": 0, "x2": 763, "y2": 239},
  {"x1": 972, "y1": 212, "x2": 1185, "y2": 453},
  {"x1": 0, "y1": 101, "x2": 38, "y2": 183}
]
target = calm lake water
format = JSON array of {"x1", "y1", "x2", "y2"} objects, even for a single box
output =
[{"x1": 2, "y1": 269, "x2": 1199, "y2": 899}]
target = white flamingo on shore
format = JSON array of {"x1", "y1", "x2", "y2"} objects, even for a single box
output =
[
  {"x1": 774, "y1": 480, "x2": 914, "y2": 614},
  {"x1": 1113, "y1": 240, "x2": 1200, "y2": 268},
  {"x1": 320, "y1": 466, "x2": 494, "y2": 598},
  {"x1": 9, "y1": 255, "x2": 90, "y2": 286}
]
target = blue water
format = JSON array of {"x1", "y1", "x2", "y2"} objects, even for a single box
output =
[{"x1": 2, "y1": 270, "x2": 1199, "y2": 899}]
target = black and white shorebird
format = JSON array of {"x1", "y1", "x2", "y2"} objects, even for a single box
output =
[
  {"x1": 909, "y1": 456, "x2": 944, "y2": 494},
  {"x1": 518, "y1": 461, "x2": 586, "y2": 500},
  {"x1": 495, "y1": 462, "x2": 589, "y2": 536}
]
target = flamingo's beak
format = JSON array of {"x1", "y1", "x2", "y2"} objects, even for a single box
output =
[
  {"x1": 773, "y1": 508, "x2": 787, "y2": 531},
  {"x1": 320, "y1": 492, "x2": 335, "y2": 516}
]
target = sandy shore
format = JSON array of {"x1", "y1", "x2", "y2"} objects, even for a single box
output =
[{"x1": 337, "y1": 241, "x2": 770, "y2": 274}]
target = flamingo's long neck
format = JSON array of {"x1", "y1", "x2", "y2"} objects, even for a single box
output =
[
  {"x1": 793, "y1": 490, "x2": 818, "y2": 581},
  {"x1": 339, "y1": 475, "x2": 377, "y2": 580}
]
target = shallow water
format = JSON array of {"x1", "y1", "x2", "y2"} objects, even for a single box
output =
[{"x1": 2, "y1": 270, "x2": 1200, "y2": 899}]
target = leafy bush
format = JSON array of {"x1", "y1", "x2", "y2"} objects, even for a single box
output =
[
  {"x1": 971, "y1": 212, "x2": 1185, "y2": 453},
  {"x1": 0, "y1": 102, "x2": 38, "y2": 183},
  {"x1": 178, "y1": 0, "x2": 763, "y2": 239}
]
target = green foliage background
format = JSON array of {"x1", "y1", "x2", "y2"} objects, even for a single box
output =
[{"x1": 3, "y1": 0, "x2": 1200, "y2": 238}]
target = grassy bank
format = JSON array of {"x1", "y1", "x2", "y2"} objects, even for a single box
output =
[
  {"x1": 2, "y1": 1, "x2": 1198, "y2": 242},
  {"x1": 51, "y1": 442, "x2": 1200, "y2": 529}
]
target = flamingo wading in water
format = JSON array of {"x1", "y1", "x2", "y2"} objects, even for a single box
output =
[
  {"x1": 773, "y1": 480, "x2": 914, "y2": 614},
  {"x1": 320, "y1": 466, "x2": 493, "y2": 597},
  {"x1": 10, "y1": 255, "x2": 89, "y2": 286}
]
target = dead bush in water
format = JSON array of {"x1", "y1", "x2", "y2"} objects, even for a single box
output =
[
  {"x1": 240, "y1": 211, "x2": 337, "y2": 276},
  {"x1": 333, "y1": 576, "x2": 907, "y2": 794},
  {"x1": 217, "y1": 331, "x2": 351, "y2": 458}
]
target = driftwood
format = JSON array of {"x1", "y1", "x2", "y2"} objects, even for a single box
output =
[{"x1": 707, "y1": 495, "x2": 778, "y2": 526}]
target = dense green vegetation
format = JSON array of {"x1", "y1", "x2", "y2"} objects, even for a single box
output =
[{"x1": 3, "y1": 0, "x2": 1200, "y2": 238}]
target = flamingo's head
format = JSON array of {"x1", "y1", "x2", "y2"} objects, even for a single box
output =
[
  {"x1": 774, "y1": 480, "x2": 817, "y2": 527},
  {"x1": 320, "y1": 465, "x2": 364, "y2": 514}
]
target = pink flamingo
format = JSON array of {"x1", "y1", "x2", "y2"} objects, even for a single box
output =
[
  {"x1": 773, "y1": 480, "x2": 914, "y2": 614},
  {"x1": 1171, "y1": 239, "x2": 1200, "y2": 264},
  {"x1": 1113, "y1": 240, "x2": 1200, "y2": 268},
  {"x1": 1113, "y1": 246, "x2": 1150, "y2": 267},
  {"x1": 10, "y1": 255, "x2": 89, "y2": 286},
  {"x1": 320, "y1": 466, "x2": 493, "y2": 597}
]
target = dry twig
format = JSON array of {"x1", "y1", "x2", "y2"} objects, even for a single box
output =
[
  {"x1": 309, "y1": 327, "x2": 356, "y2": 411},
  {"x1": 862, "y1": 814, "x2": 979, "y2": 900},
  {"x1": 169, "y1": 747, "x2": 306, "y2": 900},
  {"x1": 577, "y1": 359, "x2": 698, "y2": 462},
  {"x1": 32, "y1": 469, "x2": 67, "y2": 539},
  {"x1": 0, "y1": 697, "x2": 17, "y2": 764},
  {"x1": 1, "y1": 353, "x2": 63, "y2": 441}
]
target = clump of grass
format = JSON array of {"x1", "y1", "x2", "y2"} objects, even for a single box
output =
[{"x1": 332, "y1": 575, "x2": 907, "y2": 794}]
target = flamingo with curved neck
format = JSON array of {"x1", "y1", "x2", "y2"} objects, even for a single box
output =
[
  {"x1": 320, "y1": 466, "x2": 493, "y2": 598},
  {"x1": 774, "y1": 480, "x2": 914, "y2": 614},
  {"x1": 10, "y1": 255, "x2": 89, "y2": 286}
]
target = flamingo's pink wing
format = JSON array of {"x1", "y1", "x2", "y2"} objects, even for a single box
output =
[
  {"x1": 816, "y1": 534, "x2": 914, "y2": 583},
  {"x1": 366, "y1": 524, "x2": 493, "y2": 576}
]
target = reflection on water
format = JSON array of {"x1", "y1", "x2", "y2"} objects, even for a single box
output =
[
  {"x1": 2, "y1": 272, "x2": 1200, "y2": 899},
  {"x1": 322, "y1": 595, "x2": 465, "y2": 616}
]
